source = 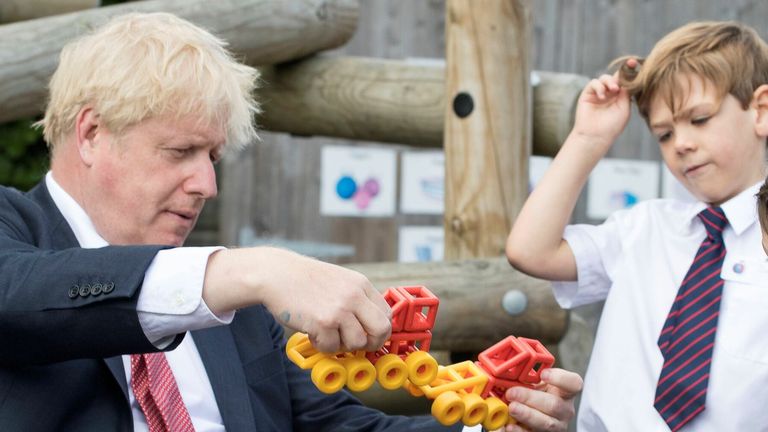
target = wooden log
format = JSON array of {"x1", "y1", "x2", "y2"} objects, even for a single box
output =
[
  {"x1": 346, "y1": 257, "x2": 568, "y2": 353},
  {"x1": 258, "y1": 56, "x2": 585, "y2": 157},
  {"x1": 0, "y1": 0, "x2": 358, "y2": 124},
  {"x1": 443, "y1": 0, "x2": 532, "y2": 259},
  {"x1": 0, "y1": 0, "x2": 100, "y2": 24}
]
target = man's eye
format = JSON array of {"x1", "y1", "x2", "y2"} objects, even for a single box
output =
[{"x1": 170, "y1": 148, "x2": 192, "y2": 157}]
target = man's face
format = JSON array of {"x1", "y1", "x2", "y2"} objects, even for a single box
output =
[
  {"x1": 83, "y1": 115, "x2": 225, "y2": 246},
  {"x1": 649, "y1": 75, "x2": 767, "y2": 205}
]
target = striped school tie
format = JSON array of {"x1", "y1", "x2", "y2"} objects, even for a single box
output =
[{"x1": 654, "y1": 206, "x2": 727, "y2": 431}]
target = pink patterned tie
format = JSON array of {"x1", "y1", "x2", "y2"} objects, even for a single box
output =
[{"x1": 130, "y1": 353, "x2": 195, "y2": 432}]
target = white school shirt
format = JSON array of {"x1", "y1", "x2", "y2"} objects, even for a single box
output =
[
  {"x1": 554, "y1": 181, "x2": 768, "y2": 431},
  {"x1": 46, "y1": 173, "x2": 230, "y2": 432}
]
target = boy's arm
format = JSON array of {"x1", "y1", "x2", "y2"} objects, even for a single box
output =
[{"x1": 507, "y1": 69, "x2": 633, "y2": 281}]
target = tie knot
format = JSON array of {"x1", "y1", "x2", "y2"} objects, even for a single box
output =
[{"x1": 697, "y1": 206, "x2": 728, "y2": 240}]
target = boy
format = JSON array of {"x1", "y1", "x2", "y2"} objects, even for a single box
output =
[
  {"x1": 506, "y1": 21, "x2": 768, "y2": 431},
  {"x1": 757, "y1": 178, "x2": 768, "y2": 254}
]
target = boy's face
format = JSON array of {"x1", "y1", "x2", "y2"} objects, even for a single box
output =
[
  {"x1": 762, "y1": 230, "x2": 768, "y2": 256},
  {"x1": 649, "y1": 75, "x2": 767, "y2": 205}
]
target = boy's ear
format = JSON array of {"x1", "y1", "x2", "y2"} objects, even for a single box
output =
[
  {"x1": 74, "y1": 106, "x2": 100, "y2": 167},
  {"x1": 753, "y1": 84, "x2": 768, "y2": 137}
]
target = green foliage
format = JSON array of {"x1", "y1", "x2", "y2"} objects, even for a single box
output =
[{"x1": 0, "y1": 120, "x2": 48, "y2": 191}]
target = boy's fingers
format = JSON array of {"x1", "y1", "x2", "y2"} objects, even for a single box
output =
[{"x1": 541, "y1": 368, "x2": 584, "y2": 399}]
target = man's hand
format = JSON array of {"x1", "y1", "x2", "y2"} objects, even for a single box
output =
[
  {"x1": 503, "y1": 368, "x2": 583, "y2": 432},
  {"x1": 203, "y1": 247, "x2": 392, "y2": 353}
]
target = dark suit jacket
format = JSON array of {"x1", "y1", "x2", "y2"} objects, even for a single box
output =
[{"x1": 0, "y1": 181, "x2": 460, "y2": 431}]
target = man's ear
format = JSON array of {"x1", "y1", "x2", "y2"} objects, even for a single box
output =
[
  {"x1": 753, "y1": 84, "x2": 768, "y2": 137},
  {"x1": 74, "y1": 106, "x2": 100, "y2": 166}
]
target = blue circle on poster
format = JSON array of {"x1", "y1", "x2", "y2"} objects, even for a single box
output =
[{"x1": 336, "y1": 176, "x2": 357, "y2": 199}]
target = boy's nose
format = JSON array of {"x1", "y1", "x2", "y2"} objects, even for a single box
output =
[{"x1": 673, "y1": 130, "x2": 697, "y2": 153}]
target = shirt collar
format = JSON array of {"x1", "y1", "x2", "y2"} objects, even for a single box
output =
[
  {"x1": 45, "y1": 172, "x2": 109, "y2": 248},
  {"x1": 679, "y1": 181, "x2": 761, "y2": 236}
]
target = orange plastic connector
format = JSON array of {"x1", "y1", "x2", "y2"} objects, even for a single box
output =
[
  {"x1": 477, "y1": 335, "x2": 555, "y2": 387},
  {"x1": 386, "y1": 285, "x2": 438, "y2": 332}
]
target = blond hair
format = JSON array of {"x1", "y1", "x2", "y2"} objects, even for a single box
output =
[
  {"x1": 614, "y1": 21, "x2": 768, "y2": 119},
  {"x1": 40, "y1": 12, "x2": 260, "y2": 153}
]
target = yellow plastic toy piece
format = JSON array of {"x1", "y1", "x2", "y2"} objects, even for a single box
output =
[
  {"x1": 483, "y1": 397, "x2": 510, "y2": 430},
  {"x1": 375, "y1": 353, "x2": 408, "y2": 390},
  {"x1": 403, "y1": 380, "x2": 425, "y2": 397},
  {"x1": 340, "y1": 356, "x2": 376, "y2": 392},
  {"x1": 405, "y1": 350, "x2": 438, "y2": 386},
  {"x1": 311, "y1": 358, "x2": 346, "y2": 394},
  {"x1": 461, "y1": 393, "x2": 488, "y2": 426},
  {"x1": 431, "y1": 391, "x2": 464, "y2": 426}
]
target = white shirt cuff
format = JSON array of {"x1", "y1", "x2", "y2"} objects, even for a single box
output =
[{"x1": 137, "y1": 247, "x2": 235, "y2": 347}]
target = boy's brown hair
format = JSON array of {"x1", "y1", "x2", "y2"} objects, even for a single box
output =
[
  {"x1": 614, "y1": 21, "x2": 768, "y2": 120},
  {"x1": 757, "y1": 177, "x2": 768, "y2": 233}
]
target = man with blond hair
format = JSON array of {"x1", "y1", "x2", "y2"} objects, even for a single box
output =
[{"x1": 0, "y1": 12, "x2": 581, "y2": 431}]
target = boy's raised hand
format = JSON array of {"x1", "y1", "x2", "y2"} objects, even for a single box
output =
[{"x1": 571, "y1": 65, "x2": 633, "y2": 155}]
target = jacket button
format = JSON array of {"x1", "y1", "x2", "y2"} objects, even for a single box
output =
[
  {"x1": 91, "y1": 283, "x2": 103, "y2": 296},
  {"x1": 103, "y1": 282, "x2": 115, "y2": 294},
  {"x1": 69, "y1": 286, "x2": 80, "y2": 299},
  {"x1": 79, "y1": 284, "x2": 91, "y2": 297}
]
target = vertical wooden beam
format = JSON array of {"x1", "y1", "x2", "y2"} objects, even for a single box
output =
[{"x1": 443, "y1": 0, "x2": 531, "y2": 259}]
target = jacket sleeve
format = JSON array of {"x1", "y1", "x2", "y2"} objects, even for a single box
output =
[{"x1": 0, "y1": 187, "x2": 175, "y2": 366}]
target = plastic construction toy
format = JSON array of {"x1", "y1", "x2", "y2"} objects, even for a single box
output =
[{"x1": 285, "y1": 285, "x2": 555, "y2": 430}]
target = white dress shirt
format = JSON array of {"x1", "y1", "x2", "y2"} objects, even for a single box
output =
[
  {"x1": 46, "y1": 172, "x2": 486, "y2": 432},
  {"x1": 46, "y1": 173, "x2": 229, "y2": 432},
  {"x1": 555, "y1": 182, "x2": 768, "y2": 431}
]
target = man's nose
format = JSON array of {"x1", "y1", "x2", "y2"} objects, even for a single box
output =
[{"x1": 186, "y1": 159, "x2": 218, "y2": 199}]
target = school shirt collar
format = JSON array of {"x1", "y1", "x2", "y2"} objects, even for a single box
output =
[
  {"x1": 679, "y1": 181, "x2": 761, "y2": 236},
  {"x1": 45, "y1": 171, "x2": 109, "y2": 248}
]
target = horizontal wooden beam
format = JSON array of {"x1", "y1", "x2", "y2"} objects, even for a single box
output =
[
  {"x1": 0, "y1": 0, "x2": 99, "y2": 24},
  {"x1": 0, "y1": 0, "x2": 358, "y2": 123},
  {"x1": 258, "y1": 56, "x2": 587, "y2": 156},
  {"x1": 345, "y1": 257, "x2": 568, "y2": 353}
]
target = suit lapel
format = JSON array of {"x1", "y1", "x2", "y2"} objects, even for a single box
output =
[
  {"x1": 28, "y1": 180, "x2": 131, "y2": 401},
  {"x1": 193, "y1": 326, "x2": 256, "y2": 432}
]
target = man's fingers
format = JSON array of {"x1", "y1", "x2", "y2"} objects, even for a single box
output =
[
  {"x1": 363, "y1": 282, "x2": 393, "y2": 320},
  {"x1": 309, "y1": 328, "x2": 340, "y2": 353},
  {"x1": 356, "y1": 297, "x2": 392, "y2": 351},
  {"x1": 338, "y1": 314, "x2": 368, "y2": 352}
]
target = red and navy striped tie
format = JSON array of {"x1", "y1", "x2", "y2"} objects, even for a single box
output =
[{"x1": 654, "y1": 206, "x2": 727, "y2": 431}]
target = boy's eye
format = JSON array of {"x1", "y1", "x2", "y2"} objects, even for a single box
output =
[
  {"x1": 657, "y1": 132, "x2": 672, "y2": 143},
  {"x1": 691, "y1": 116, "x2": 710, "y2": 125}
]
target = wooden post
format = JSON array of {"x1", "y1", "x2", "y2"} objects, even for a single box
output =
[
  {"x1": 0, "y1": 0, "x2": 359, "y2": 124},
  {"x1": 443, "y1": 0, "x2": 531, "y2": 259}
]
